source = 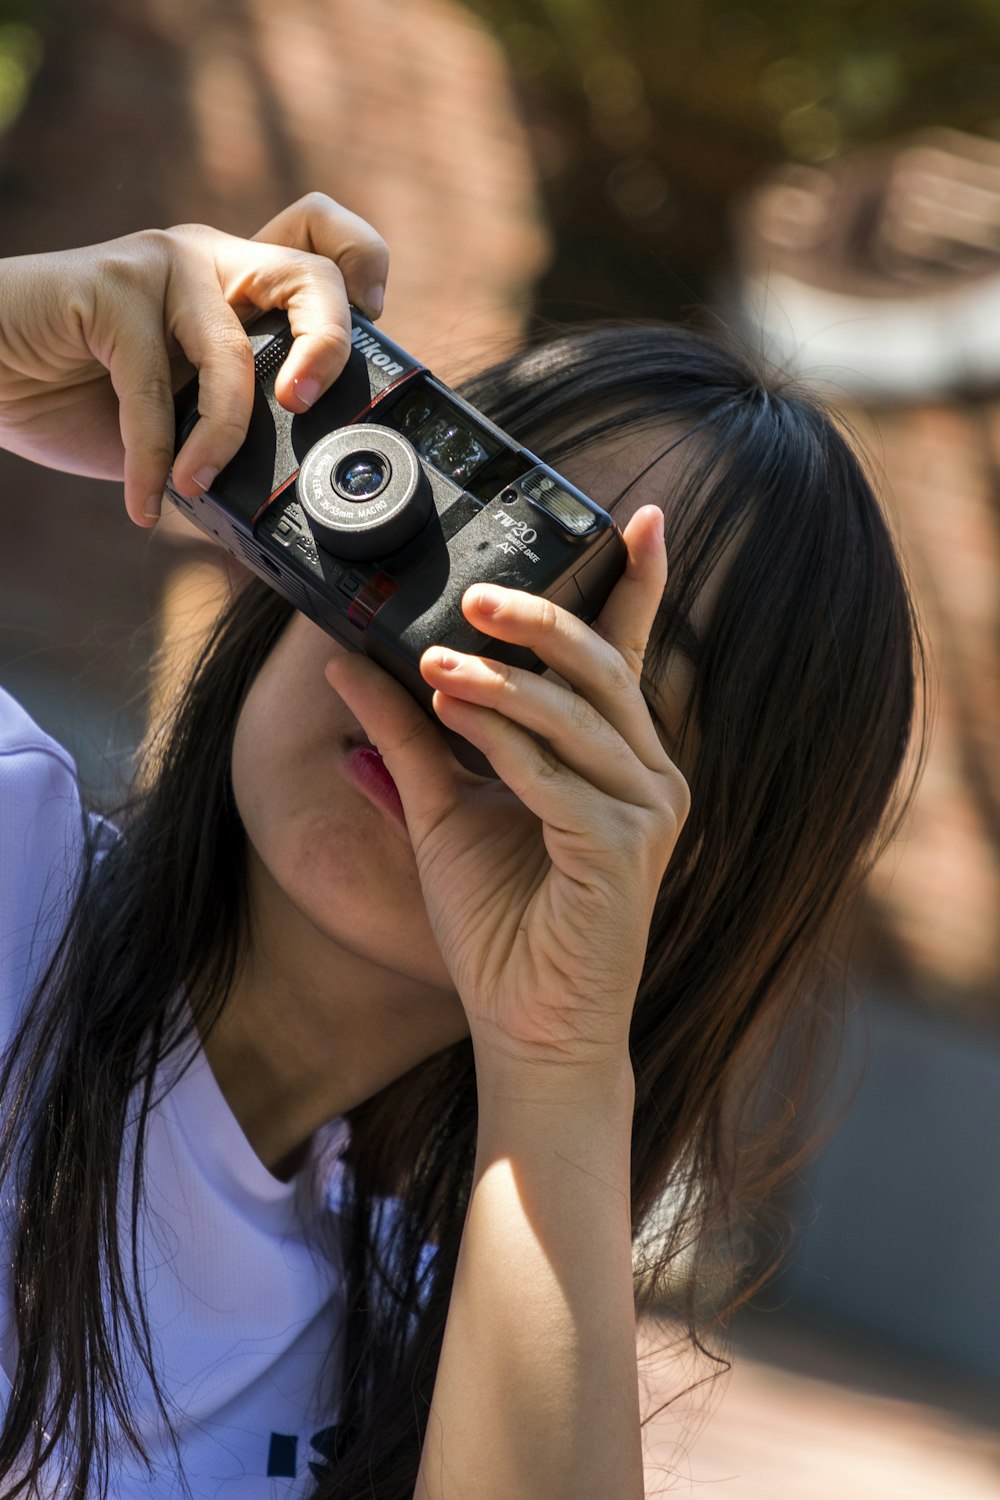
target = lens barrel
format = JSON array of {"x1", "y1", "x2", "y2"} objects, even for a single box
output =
[
  {"x1": 335, "y1": 452, "x2": 389, "y2": 500},
  {"x1": 296, "y1": 425, "x2": 433, "y2": 559}
]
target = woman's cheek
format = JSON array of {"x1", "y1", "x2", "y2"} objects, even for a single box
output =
[
  {"x1": 227, "y1": 621, "x2": 456, "y2": 989},
  {"x1": 237, "y1": 775, "x2": 457, "y2": 990}
]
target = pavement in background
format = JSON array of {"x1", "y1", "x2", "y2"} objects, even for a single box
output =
[{"x1": 640, "y1": 1316, "x2": 1000, "y2": 1498}]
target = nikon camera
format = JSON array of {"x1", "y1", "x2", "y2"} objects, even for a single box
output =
[{"x1": 165, "y1": 310, "x2": 626, "y2": 766}]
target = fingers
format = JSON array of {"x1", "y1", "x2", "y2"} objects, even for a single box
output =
[
  {"x1": 131, "y1": 197, "x2": 387, "y2": 515},
  {"x1": 323, "y1": 497, "x2": 687, "y2": 868},
  {"x1": 421, "y1": 648, "x2": 652, "y2": 806},
  {"x1": 417, "y1": 503, "x2": 686, "y2": 832},
  {"x1": 247, "y1": 193, "x2": 390, "y2": 412},
  {"x1": 227, "y1": 241, "x2": 353, "y2": 415},
  {"x1": 430, "y1": 688, "x2": 612, "y2": 832},
  {"x1": 168, "y1": 290, "x2": 255, "y2": 500},
  {"x1": 324, "y1": 645, "x2": 683, "y2": 887},
  {"x1": 428, "y1": 691, "x2": 686, "y2": 879},
  {"x1": 251, "y1": 192, "x2": 390, "y2": 322},
  {"x1": 106, "y1": 307, "x2": 181, "y2": 527},
  {"x1": 450, "y1": 506, "x2": 669, "y2": 770},
  {"x1": 593, "y1": 506, "x2": 668, "y2": 675},
  {"x1": 322, "y1": 651, "x2": 474, "y2": 833}
]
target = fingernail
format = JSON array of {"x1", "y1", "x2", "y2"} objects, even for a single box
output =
[
  {"x1": 293, "y1": 375, "x2": 321, "y2": 408},
  {"x1": 191, "y1": 465, "x2": 219, "y2": 492},
  {"x1": 363, "y1": 283, "x2": 385, "y2": 319},
  {"x1": 470, "y1": 584, "x2": 503, "y2": 615},
  {"x1": 652, "y1": 507, "x2": 665, "y2": 541},
  {"x1": 437, "y1": 650, "x2": 460, "y2": 671},
  {"x1": 143, "y1": 496, "x2": 162, "y2": 522}
]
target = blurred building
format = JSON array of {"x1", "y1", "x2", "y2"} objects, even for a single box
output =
[{"x1": 733, "y1": 128, "x2": 1000, "y2": 1386}]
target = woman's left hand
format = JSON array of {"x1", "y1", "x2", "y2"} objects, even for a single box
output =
[{"x1": 324, "y1": 504, "x2": 689, "y2": 1076}]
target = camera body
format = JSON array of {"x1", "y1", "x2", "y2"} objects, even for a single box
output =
[{"x1": 165, "y1": 310, "x2": 626, "y2": 766}]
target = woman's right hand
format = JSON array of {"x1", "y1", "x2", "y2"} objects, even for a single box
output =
[{"x1": 0, "y1": 193, "x2": 389, "y2": 525}]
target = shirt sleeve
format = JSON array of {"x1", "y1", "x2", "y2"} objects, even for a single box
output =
[{"x1": 0, "y1": 687, "x2": 91, "y2": 1054}]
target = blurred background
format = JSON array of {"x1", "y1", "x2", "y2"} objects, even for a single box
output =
[{"x1": 1, "y1": 0, "x2": 998, "y2": 1493}]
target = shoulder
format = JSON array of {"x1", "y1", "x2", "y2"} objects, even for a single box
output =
[
  {"x1": 0, "y1": 686, "x2": 86, "y2": 878},
  {"x1": 0, "y1": 684, "x2": 79, "y2": 786},
  {"x1": 0, "y1": 686, "x2": 94, "y2": 1044}
]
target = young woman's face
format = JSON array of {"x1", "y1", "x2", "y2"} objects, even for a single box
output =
[{"x1": 230, "y1": 612, "x2": 459, "y2": 994}]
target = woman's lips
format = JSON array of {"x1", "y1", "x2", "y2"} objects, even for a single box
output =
[{"x1": 343, "y1": 742, "x2": 408, "y2": 833}]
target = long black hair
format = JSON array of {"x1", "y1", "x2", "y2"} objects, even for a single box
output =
[{"x1": 0, "y1": 322, "x2": 924, "y2": 1496}]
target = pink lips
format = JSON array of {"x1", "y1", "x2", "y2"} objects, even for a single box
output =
[{"x1": 343, "y1": 741, "x2": 407, "y2": 831}]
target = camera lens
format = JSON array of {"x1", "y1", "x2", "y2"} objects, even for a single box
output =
[
  {"x1": 334, "y1": 452, "x2": 389, "y2": 500},
  {"x1": 296, "y1": 424, "x2": 433, "y2": 561}
]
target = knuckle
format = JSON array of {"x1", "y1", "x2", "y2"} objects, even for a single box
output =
[
  {"x1": 594, "y1": 621, "x2": 645, "y2": 677},
  {"x1": 384, "y1": 710, "x2": 433, "y2": 758},
  {"x1": 162, "y1": 221, "x2": 212, "y2": 242},
  {"x1": 129, "y1": 226, "x2": 175, "y2": 259},
  {"x1": 535, "y1": 598, "x2": 560, "y2": 636},
  {"x1": 309, "y1": 322, "x2": 353, "y2": 368},
  {"x1": 603, "y1": 649, "x2": 634, "y2": 696},
  {"x1": 532, "y1": 740, "x2": 563, "y2": 781},
  {"x1": 488, "y1": 659, "x2": 514, "y2": 693},
  {"x1": 137, "y1": 441, "x2": 176, "y2": 472},
  {"x1": 569, "y1": 692, "x2": 603, "y2": 738},
  {"x1": 299, "y1": 189, "x2": 340, "y2": 217},
  {"x1": 201, "y1": 413, "x2": 250, "y2": 445},
  {"x1": 201, "y1": 318, "x2": 253, "y2": 363},
  {"x1": 101, "y1": 238, "x2": 165, "y2": 294},
  {"x1": 128, "y1": 372, "x2": 174, "y2": 411},
  {"x1": 132, "y1": 438, "x2": 176, "y2": 471},
  {"x1": 622, "y1": 640, "x2": 647, "y2": 675},
  {"x1": 654, "y1": 766, "x2": 691, "y2": 841},
  {"x1": 334, "y1": 239, "x2": 381, "y2": 281},
  {"x1": 156, "y1": 223, "x2": 216, "y2": 263},
  {"x1": 293, "y1": 194, "x2": 388, "y2": 265},
  {"x1": 668, "y1": 765, "x2": 692, "y2": 825},
  {"x1": 342, "y1": 226, "x2": 390, "y2": 267},
  {"x1": 615, "y1": 804, "x2": 653, "y2": 858}
]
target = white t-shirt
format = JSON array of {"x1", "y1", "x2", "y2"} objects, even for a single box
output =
[{"x1": 0, "y1": 686, "x2": 353, "y2": 1496}]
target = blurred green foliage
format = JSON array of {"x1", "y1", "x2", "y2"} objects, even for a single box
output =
[
  {"x1": 476, "y1": 0, "x2": 1000, "y2": 165},
  {"x1": 0, "y1": 0, "x2": 42, "y2": 139},
  {"x1": 468, "y1": 0, "x2": 1000, "y2": 317}
]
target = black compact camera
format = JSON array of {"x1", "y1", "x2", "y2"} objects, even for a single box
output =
[{"x1": 165, "y1": 310, "x2": 626, "y2": 766}]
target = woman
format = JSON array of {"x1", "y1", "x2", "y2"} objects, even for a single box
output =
[{"x1": 0, "y1": 195, "x2": 922, "y2": 1498}]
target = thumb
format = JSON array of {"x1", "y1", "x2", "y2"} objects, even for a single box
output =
[{"x1": 323, "y1": 652, "x2": 469, "y2": 834}]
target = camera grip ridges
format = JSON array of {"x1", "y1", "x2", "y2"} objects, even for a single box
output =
[{"x1": 253, "y1": 331, "x2": 294, "y2": 383}]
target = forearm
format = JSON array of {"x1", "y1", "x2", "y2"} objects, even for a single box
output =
[{"x1": 414, "y1": 1049, "x2": 644, "y2": 1500}]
